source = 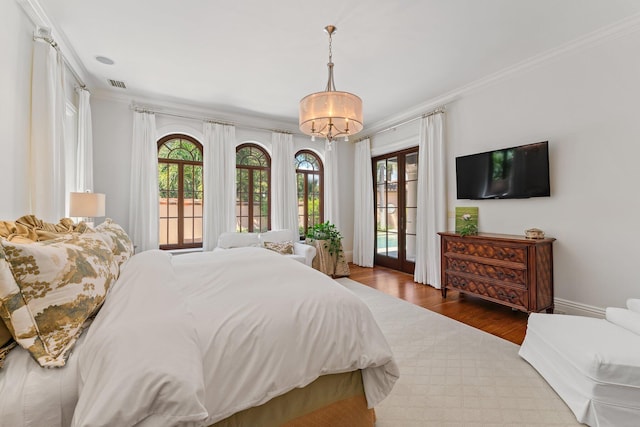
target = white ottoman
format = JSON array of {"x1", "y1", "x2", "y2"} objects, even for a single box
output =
[{"x1": 519, "y1": 313, "x2": 640, "y2": 426}]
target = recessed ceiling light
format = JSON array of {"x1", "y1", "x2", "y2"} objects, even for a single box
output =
[{"x1": 95, "y1": 56, "x2": 114, "y2": 65}]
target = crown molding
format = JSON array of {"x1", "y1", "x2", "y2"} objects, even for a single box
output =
[
  {"x1": 91, "y1": 89, "x2": 302, "y2": 135},
  {"x1": 17, "y1": 0, "x2": 94, "y2": 88},
  {"x1": 365, "y1": 12, "x2": 640, "y2": 136}
]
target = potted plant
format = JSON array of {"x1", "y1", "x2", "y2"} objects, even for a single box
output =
[
  {"x1": 306, "y1": 221, "x2": 348, "y2": 277},
  {"x1": 306, "y1": 221, "x2": 343, "y2": 256}
]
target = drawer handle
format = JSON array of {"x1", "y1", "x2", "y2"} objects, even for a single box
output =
[
  {"x1": 452, "y1": 277, "x2": 467, "y2": 288},
  {"x1": 497, "y1": 290, "x2": 517, "y2": 301},
  {"x1": 497, "y1": 271, "x2": 516, "y2": 279}
]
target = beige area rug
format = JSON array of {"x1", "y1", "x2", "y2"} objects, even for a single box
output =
[{"x1": 337, "y1": 278, "x2": 583, "y2": 427}]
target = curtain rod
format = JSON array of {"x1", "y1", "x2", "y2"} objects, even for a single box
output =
[
  {"x1": 354, "y1": 107, "x2": 446, "y2": 143},
  {"x1": 34, "y1": 33, "x2": 87, "y2": 90},
  {"x1": 130, "y1": 105, "x2": 299, "y2": 136}
]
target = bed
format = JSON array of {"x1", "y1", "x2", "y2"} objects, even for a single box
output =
[{"x1": 0, "y1": 216, "x2": 398, "y2": 427}]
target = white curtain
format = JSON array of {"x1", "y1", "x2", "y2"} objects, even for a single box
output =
[
  {"x1": 414, "y1": 113, "x2": 446, "y2": 287},
  {"x1": 203, "y1": 122, "x2": 236, "y2": 250},
  {"x1": 271, "y1": 132, "x2": 298, "y2": 239},
  {"x1": 353, "y1": 138, "x2": 375, "y2": 267},
  {"x1": 29, "y1": 38, "x2": 67, "y2": 222},
  {"x1": 75, "y1": 88, "x2": 94, "y2": 192},
  {"x1": 324, "y1": 141, "x2": 340, "y2": 230},
  {"x1": 129, "y1": 111, "x2": 159, "y2": 252}
]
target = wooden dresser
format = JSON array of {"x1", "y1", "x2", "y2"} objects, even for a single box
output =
[{"x1": 439, "y1": 232, "x2": 555, "y2": 313}]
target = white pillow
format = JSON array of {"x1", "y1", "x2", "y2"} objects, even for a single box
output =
[
  {"x1": 217, "y1": 232, "x2": 260, "y2": 249},
  {"x1": 605, "y1": 307, "x2": 640, "y2": 336},
  {"x1": 626, "y1": 298, "x2": 640, "y2": 313}
]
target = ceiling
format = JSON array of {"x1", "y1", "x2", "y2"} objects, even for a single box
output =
[{"x1": 36, "y1": 0, "x2": 640, "y2": 132}]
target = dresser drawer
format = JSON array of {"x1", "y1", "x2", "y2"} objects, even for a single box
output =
[
  {"x1": 445, "y1": 258, "x2": 526, "y2": 287},
  {"x1": 445, "y1": 239, "x2": 527, "y2": 264},
  {"x1": 445, "y1": 273, "x2": 528, "y2": 309}
]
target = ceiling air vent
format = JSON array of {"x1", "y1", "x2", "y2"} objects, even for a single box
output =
[{"x1": 107, "y1": 79, "x2": 126, "y2": 89}]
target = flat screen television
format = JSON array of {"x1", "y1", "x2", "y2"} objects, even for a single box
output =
[{"x1": 456, "y1": 141, "x2": 550, "y2": 199}]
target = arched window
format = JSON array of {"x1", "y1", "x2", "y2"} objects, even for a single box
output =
[
  {"x1": 236, "y1": 143, "x2": 271, "y2": 232},
  {"x1": 295, "y1": 150, "x2": 324, "y2": 237},
  {"x1": 157, "y1": 134, "x2": 203, "y2": 250}
]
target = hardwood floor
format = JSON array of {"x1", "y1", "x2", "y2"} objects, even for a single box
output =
[{"x1": 348, "y1": 263, "x2": 529, "y2": 345}]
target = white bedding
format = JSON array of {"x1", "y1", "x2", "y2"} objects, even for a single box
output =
[{"x1": 0, "y1": 247, "x2": 398, "y2": 427}]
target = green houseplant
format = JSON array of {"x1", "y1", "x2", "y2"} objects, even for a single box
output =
[{"x1": 306, "y1": 221, "x2": 343, "y2": 257}]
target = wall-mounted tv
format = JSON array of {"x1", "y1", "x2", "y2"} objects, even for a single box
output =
[{"x1": 456, "y1": 141, "x2": 550, "y2": 200}]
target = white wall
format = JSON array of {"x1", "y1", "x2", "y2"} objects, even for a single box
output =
[
  {"x1": 91, "y1": 98, "x2": 133, "y2": 227},
  {"x1": 372, "y1": 28, "x2": 640, "y2": 312},
  {"x1": 0, "y1": 1, "x2": 34, "y2": 219}
]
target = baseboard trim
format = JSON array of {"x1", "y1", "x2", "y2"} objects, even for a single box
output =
[
  {"x1": 554, "y1": 298, "x2": 605, "y2": 318},
  {"x1": 344, "y1": 250, "x2": 353, "y2": 263}
]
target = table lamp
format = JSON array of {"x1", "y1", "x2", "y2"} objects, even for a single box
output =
[{"x1": 69, "y1": 192, "x2": 105, "y2": 227}]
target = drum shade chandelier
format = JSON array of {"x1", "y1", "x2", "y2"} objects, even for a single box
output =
[{"x1": 299, "y1": 25, "x2": 363, "y2": 147}]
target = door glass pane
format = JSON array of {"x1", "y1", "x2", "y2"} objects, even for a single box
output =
[
  {"x1": 387, "y1": 231, "x2": 398, "y2": 259},
  {"x1": 375, "y1": 160, "x2": 386, "y2": 185},
  {"x1": 406, "y1": 207, "x2": 417, "y2": 235},
  {"x1": 386, "y1": 157, "x2": 398, "y2": 183},
  {"x1": 405, "y1": 234, "x2": 416, "y2": 263},
  {"x1": 376, "y1": 232, "x2": 387, "y2": 255},
  {"x1": 387, "y1": 208, "x2": 398, "y2": 234}
]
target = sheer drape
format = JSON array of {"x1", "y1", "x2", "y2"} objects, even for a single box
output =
[
  {"x1": 271, "y1": 132, "x2": 298, "y2": 239},
  {"x1": 414, "y1": 113, "x2": 446, "y2": 287},
  {"x1": 324, "y1": 142, "x2": 340, "y2": 230},
  {"x1": 203, "y1": 122, "x2": 236, "y2": 250},
  {"x1": 353, "y1": 139, "x2": 375, "y2": 267},
  {"x1": 29, "y1": 38, "x2": 66, "y2": 222},
  {"x1": 75, "y1": 88, "x2": 94, "y2": 192},
  {"x1": 129, "y1": 111, "x2": 159, "y2": 252}
]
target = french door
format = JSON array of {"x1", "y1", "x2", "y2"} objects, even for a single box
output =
[{"x1": 373, "y1": 148, "x2": 418, "y2": 274}]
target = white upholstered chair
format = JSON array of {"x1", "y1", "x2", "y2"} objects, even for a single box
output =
[
  {"x1": 216, "y1": 230, "x2": 316, "y2": 267},
  {"x1": 519, "y1": 300, "x2": 640, "y2": 426}
]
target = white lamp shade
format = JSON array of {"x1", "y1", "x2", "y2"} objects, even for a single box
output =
[
  {"x1": 299, "y1": 91, "x2": 363, "y2": 136},
  {"x1": 69, "y1": 192, "x2": 106, "y2": 217}
]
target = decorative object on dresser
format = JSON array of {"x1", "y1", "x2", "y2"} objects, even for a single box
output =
[
  {"x1": 525, "y1": 227, "x2": 545, "y2": 239},
  {"x1": 455, "y1": 207, "x2": 479, "y2": 237},
  {"x1": 439, "y1": 232, "x2": 555, "y2": 313}
]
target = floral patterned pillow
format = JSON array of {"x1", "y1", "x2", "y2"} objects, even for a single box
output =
[
  {"x1": 0, "y1": 321, "x2": 13, "y2": 368},
  {"x1": 0, "y1": 340, "x2": 16, "y2": 368},
  {"x1": 263, "y1": 240, "x2": 294, "y2": 255},
  {"x1": 95, "y1": 219, "x2": 134, "y2": 266},
  {"x1": 0, "y1": 232, "x2": 118, "y2": 367}
]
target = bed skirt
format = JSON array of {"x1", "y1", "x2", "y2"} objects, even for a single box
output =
[{"x1": 211, "y1": 370, "x2": 375, "y2": 427}]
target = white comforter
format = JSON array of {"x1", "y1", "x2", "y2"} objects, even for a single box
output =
[{"x1": 0, "y1": 247, "x2": 398, "y2": 427}]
